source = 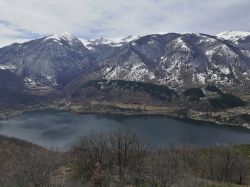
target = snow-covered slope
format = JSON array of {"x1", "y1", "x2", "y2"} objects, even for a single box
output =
[
  {"x1": 44, "y1": 32, "x2": 76, "y2": 42},
  {"x1": 217, "y1": 31, "x2": 250, "y2": 44},
  {"x1": 80, "y1": 35, "x2": 140, "y2": 50}
]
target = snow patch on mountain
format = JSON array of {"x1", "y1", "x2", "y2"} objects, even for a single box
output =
[
  {"x1": 174, "y1": 37, "x2": 190, "y2": 51},
  {"x1": 217, "y1": 31, "x2": 250, "y2": 43},
  {"x1": 159, "y1": 58, "x2": 184, "y2": 87},
  {"x1": 206, "y1": 44, "x2": 238, "y2": 61},
  {"x1": 44, "y1": 32, "x2": 77, "y2": 44},
  {"x1": 0, "y1": 64, "x2": 16, "y2": 71},
  {"x1": 102, "y1": 61, "x2": 155, "y2": 82},
  {"x1": 205, "y1": 49, "x2": 214, "y2": 57},
  {"x1": 196, "y1": 73, "x2": 206, "y2": 84},
  {"x1": 243, "y1": 72, "x2": 250, "y2": 80},
  {"x1": 220, "y1": 67, "x2": 230, "y2": 74},
  {"x1": 80, "y1": 35, "x2": 140, "y2": 50},
  {"x1": 80, "y1": 39, "x2": 95, "y2": 50},
  {"x1": 45, "y1": 75, "x2": 58, "y2": 86},
  {"x1": 80, "y1": 39, "x2": 92, "y2": 46},
  {"x1": 24, "y1": 77, "x2": 37, "y2": 86}
]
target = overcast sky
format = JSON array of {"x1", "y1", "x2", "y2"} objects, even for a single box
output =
[{"x1": 0, "y1": 0, "x2": 249, "y2": 46}]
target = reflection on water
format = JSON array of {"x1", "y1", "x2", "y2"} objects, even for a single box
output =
[{"x1": 1, "y1": 109, "x2": 250, "y2": 150}]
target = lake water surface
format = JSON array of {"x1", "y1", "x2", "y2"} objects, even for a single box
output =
[{"x1": 1, "y1": 110, "x2": 250, "y2": 150}]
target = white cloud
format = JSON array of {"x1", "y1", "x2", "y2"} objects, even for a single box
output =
[
  {"x1": 0, "y1": 24, "x2": 29, "y2": 47},
  {"x1": 0, "y1": 0, "x2": 249, "y2": 47}
]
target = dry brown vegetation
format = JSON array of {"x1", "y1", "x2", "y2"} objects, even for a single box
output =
[{"x1": 1, "y1": 132, "x2": 250, "y2": 187}]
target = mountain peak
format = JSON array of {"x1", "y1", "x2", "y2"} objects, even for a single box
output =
[
  {"x1": 80, "y1": 35, "x2": 140, "y2": 50},
  {"x1": 217, "y1": 31, "x2": 250, "y2": 43},
  {"x1": 44, "y1": 32, "x2": 77, "y2": 42}
]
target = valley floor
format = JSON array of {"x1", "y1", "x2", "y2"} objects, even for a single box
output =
[
  {"x1": 66, "y1": 97, "x2": 250, "y2": 129},
  {"x1": 1, "y1": 95, "x2": 250, "y2": 129}
]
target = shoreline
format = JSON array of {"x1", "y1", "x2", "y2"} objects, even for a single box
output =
[{"x1": 1, "y1": 103, "x2": 250, "y2": 131}]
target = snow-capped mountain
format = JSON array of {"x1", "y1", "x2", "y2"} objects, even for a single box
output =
[
  {"x1": 0, "y1": 33, "x2": 98, "y2": 88},
  {"x1": 0, "y1": 31, "x2": 250, "y2": 94},
  {"x1": 96, "y1": 32, "x2": 250, "y2": 93},
  {"x1": 217, "y1": 31, "x2": 250, "y2": 44}
]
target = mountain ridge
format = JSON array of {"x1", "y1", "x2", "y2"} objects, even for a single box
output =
[{"x1": 0, "y1": 31, "x2": 250, "y2": 94}]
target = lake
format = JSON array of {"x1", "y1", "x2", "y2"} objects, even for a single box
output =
[{"x1": 1, "y1": 109, "x2": 250, "y2": 150}]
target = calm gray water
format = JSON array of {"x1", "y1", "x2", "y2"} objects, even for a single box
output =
[{"x1": 1, "y1": 109, "x2": 250, "y2": 150}]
